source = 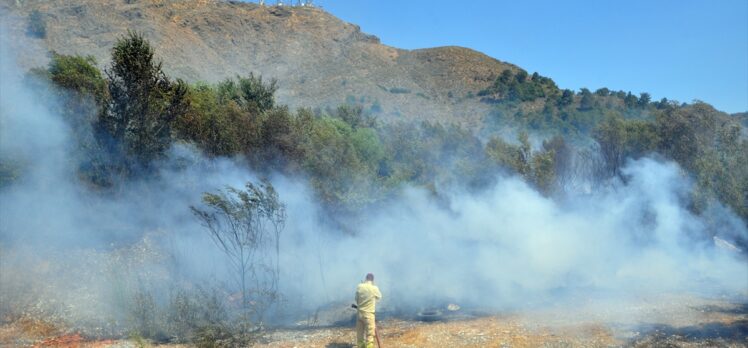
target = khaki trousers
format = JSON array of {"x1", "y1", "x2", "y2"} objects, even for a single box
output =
[{"x1": 356, "y1": 311, "x2": 376, "y2": 348}]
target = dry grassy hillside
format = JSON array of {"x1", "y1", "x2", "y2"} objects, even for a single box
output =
[{"x1": 1, "y1": 0, "x2": 522, "y2": 126}]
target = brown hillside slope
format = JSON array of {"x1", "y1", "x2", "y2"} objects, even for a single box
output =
[{"x1": 1, "y1": 0, "x2": 520, "y2": 126}]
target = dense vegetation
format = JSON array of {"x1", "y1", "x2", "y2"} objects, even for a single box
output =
[
  {"x1": 475, "y1": 68, "x2": 747, "y2": 221},
  {"x1": 16, "y1": 31, "x2": 748, "y2": 226}
]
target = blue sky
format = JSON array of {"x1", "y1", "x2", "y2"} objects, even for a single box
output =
[{"x1": 265, "y1": 1, "x2": 748, "y2": 113}]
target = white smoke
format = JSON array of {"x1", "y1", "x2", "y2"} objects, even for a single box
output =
[
  {"x1": 1, "y1": 21, "x2": 746, "y2": 335},
  {"x1": 278, "y1": 158, "x2": 747, "y2": 313}
]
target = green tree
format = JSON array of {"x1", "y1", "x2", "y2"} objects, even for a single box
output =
[
  {"x1": 656, "y1": 97, "x2": 671, "y2": 110},
  {"x1": 499, "y1": 69, "x2": 513, "y2": 84},
  {"x1": 655, "y1": 103, "x2": 746, "y2": 220},
  {"x1": 301, "y1": 116, "x2": 367, "y2": 205},
  {"x1": 655, "y1": 104, "x2": 713, "y2": 169},
  {"x1": 578, "y1": 88, "x2": 594, "y2": 111},
  {"x1": 623, "y1": 119, "x2": 658, "y2": 156},
  {"x1": 98, "y1": 31, "x2": 188, "y2": 175},
  {"x1": 175, "y1": 83, "x2": 240, "y2": 157},
  {"x1": 515, "y1": 70, "x2": 529, "y2": 83},
  {"x1": 593, "y1": 116, "x2": 627, "y2": 178},
  {"x1": 624, "y1": 92, "x2": 638, "y2": 108},
  {"x1": 46, "y1": 53, "x2": 107, "y2": 101},
  {"x1": 557, "y1": 89, "x2": 574, "y2": 107},
  {"x1": 531, "y1": 148, "x2": 556, "y2": 195},
  {"x1": 638, "y1": 92, "x2": 651, "y2": 107},
  {"x1": 217, "y1": 75, "x2": 277, "y2": 115},
  {"x1": 594, "y1": 113, "x2": 659, "y2": 179},
  {"x1": 258, "y1": 106, "x2": 296, "y2": 168}
]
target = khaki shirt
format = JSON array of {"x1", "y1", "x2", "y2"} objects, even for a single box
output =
[{"x1": 355, "y1": 280, "x2": 382, "y2": 314}]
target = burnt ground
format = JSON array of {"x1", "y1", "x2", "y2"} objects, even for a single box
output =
[
  {"x1": 1, "y1": 294, "x2": 746, "y2": 347},
  {"x1": 250, "y1": 294, "x2": 748, "y2": 348}
]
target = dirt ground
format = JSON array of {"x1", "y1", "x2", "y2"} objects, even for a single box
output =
[
  {"x1": 251, "y1": 316, "x2": 618, "y2": 348},
  {"x1": 1, "y1": 294, "x2": 746, "y2": 347},
  {"x1": 250, "y1": 294, "x2": 748, "y2": 348}
]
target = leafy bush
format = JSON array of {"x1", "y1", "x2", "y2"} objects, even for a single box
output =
[
  {"x1": 216, "y1": 74, "x2": 277, "y2": 114},
  {"x1": 46, "y1": 53, "x2": 106, "y2": 100}
]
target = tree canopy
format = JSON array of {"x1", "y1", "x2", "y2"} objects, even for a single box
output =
[{"x1": 25, "y1": 34, "x2": 748, "y2": 225}]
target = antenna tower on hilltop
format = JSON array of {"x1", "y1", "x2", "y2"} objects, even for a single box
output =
[{"x1": 260, "y1": 0, "x2": 315, "y2": 7}]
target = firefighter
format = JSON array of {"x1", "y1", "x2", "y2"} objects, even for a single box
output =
[{"x1": 355, "y1": 273, "x2": 382, "y2": 348}]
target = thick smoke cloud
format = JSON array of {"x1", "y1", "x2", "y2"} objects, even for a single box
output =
[
  {"x1": 1, "y1": 26, "x2": 746, "y2": 333},
  {"x1": 282, "y1": 159, "x2": 748, "y2": 312}
]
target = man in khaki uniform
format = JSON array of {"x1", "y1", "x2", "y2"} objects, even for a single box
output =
[{"x1": 355, "y1": 273, "x2": 382, "y2": 348}]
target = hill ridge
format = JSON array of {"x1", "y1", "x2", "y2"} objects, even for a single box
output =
[{"x1": 1, "y1": 0, "x2": 522, "y2": 125}]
